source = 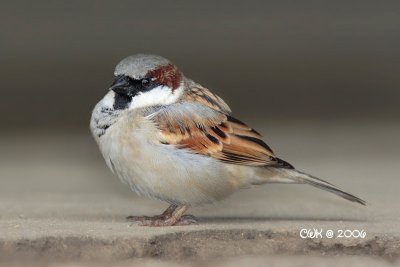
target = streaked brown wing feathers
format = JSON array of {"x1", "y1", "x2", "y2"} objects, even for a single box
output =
[
  {"x1": 184, "y1": 87, "x2": 231, "y2": 114},
  {"x1": 150, "y1": 102, "x2": 280, "y2": 167}
]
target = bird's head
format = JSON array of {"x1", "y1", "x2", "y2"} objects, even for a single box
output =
[{"x1": 105, "y1": 54, "x2": 184, "y2": 111}]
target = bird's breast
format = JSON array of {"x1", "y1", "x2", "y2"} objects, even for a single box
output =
[{"x1": 96, "y1": 112, "x2": 251, "y2": 205}]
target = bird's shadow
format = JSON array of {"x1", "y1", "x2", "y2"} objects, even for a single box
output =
[{"x1": 195, "y1": 215, "x2": 368, "y2": 223}]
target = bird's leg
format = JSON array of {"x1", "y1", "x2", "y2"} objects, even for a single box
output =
[
  {"x1": 129, "y1": 204, "x2": 197, "y2": 226},
  {"x1": 126, "y1": 204, "x2": 178, "y2": 222}
]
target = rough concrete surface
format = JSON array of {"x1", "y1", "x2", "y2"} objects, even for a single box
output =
[{"x1": 0, "y1": 122, "x2": 399, "y2": 266}]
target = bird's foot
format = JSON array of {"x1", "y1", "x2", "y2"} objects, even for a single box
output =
[
  {"x1": 174, "y1": 214, "x2": 198, "y2": 226},
  {"x1": 126, "y1": 204, "x2": 197, "y2": 227},
  {"x1": 134, "y1": 214, "x2": 198, "y2": 227},
  {"x1": 126, "y1": 214, "x2": 164, "y2": 221}
]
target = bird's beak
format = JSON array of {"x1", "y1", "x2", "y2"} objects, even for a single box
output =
[{"x1": 110, "y1": 75, "x2": 131, "y2": 95}]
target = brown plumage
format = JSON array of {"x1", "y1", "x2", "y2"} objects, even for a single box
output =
[
  {"x1": 147, "y1": 84, "x2": 364, "y2": 206},
  {"x1": 150, "y1": 86, "x2": 291, "y2": 168},
  {"x1": 148, "y1": 64, "x2": 183, "y2": 90}
]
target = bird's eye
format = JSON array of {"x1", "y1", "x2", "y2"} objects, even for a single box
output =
[{"x1": 141, "y1": 78, "x2": 150, "y2": 87}]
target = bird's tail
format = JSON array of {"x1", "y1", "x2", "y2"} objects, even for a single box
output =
[{"x1": 254, "y1": 168, "x2": 366, "y2": 205}]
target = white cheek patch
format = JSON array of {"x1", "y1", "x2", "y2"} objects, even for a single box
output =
[{"x1": 129, "y1": 86, "x2": 183, "y2": 110}]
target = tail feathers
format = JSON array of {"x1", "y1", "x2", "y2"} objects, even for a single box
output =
[{"x1": 290, "y1": 170, "x2": 366, "y2": 206}]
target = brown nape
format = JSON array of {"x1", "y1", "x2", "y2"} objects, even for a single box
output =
[{"x1": 148, "y1": 64, "x2": 183, "y2": 90}]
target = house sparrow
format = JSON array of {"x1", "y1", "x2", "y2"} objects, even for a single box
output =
[{"x1": 90, "y1": 54, "x2": 365, "y2": 226}]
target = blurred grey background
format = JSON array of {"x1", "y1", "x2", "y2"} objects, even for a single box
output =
[{"x1": 1, "y1": 1, "x2": 399, "y2": 133}]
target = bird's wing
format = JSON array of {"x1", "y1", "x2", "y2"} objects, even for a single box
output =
[
  {"x1": 147, "y1": 101, "x2": 292, "y2": 168},
  {"x1": 184, "y1": 87, "x2": 232, "y2": 114}
]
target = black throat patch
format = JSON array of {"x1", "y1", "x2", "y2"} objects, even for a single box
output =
[{"x1": 113, "y1": 93, "x2": 132, "y2": 110}]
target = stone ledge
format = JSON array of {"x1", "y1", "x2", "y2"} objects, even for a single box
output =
[{"x1": 1, "y1": 228, "x2": 399, "y2": 263}]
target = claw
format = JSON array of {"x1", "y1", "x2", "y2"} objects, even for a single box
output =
[{"x1": 174, "y1": 215, "x2": 198, "y2": 226}]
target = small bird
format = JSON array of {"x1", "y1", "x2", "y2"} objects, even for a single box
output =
[{"x1": 90, "y1": 54, "x2": 365, "y2": 226}]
